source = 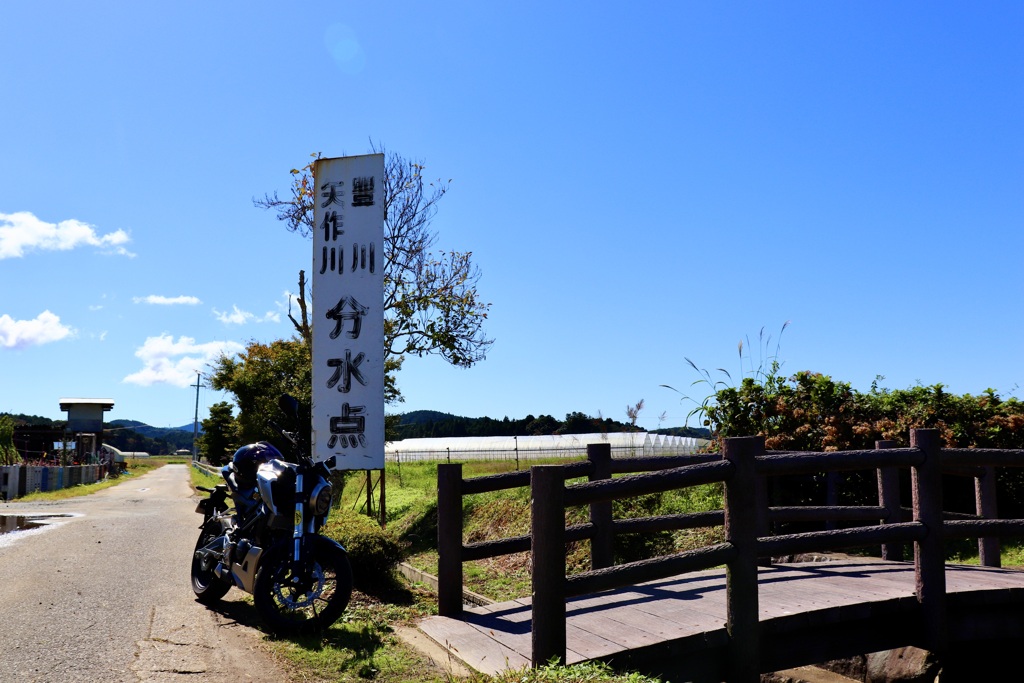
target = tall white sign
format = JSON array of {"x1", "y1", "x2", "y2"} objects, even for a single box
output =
[{"x1": 312, "y1": 154, "x2": 385, "y2": 469}]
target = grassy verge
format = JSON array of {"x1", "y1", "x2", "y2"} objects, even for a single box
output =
[
  {"x1": 336, "y1": 459, "x2": 726, "y2": 602},
  {"x1": 190, "y1": 463, "x2": 223, "y2": 491},
  {"x1": 945, "y1": 536, "x2": 1024, "y2": 567},
  {"x1": 265, "y1": 581, "x2": 663, "y2": 683}
]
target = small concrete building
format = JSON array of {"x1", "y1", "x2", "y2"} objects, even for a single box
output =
[{"x1": 59, "y1": 398, "x2": 114, "y2": 462}]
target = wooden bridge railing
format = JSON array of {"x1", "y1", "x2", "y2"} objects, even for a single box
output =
[{"x1": 436, "y1": 429, "x2": 1024, "y2": 681}]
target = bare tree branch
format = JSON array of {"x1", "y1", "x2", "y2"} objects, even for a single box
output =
[{"x1": 255, "y1": 144, "x2": 493, "y2": 395}]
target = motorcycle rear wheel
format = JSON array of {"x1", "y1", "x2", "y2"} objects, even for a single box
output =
[
  {"x1": 191, "y1": 521, "x2": 232, "y2": 604},
  {"x1": 253, "y1": 537, "x2": 353, "y2": 636}
]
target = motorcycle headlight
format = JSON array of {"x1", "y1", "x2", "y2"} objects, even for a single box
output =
[{"x1": 310, "y1": 481, "x2": 333, "y2": 516}]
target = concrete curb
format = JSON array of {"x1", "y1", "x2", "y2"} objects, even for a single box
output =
[
  {"x1": 394, "y1": 562, "x2": 494, "y2": 678},
  {"x1": 397, "y1": 561, "x2": 494, "y2": 606}
]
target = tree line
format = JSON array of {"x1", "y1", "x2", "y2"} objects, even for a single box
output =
[
  {"x1": 392, "y1": 410, "x2": 710, "y2": 440},
  {"x1": 394, "y1": 411, "x2": 634, "y2": 439},
  {"x1": 0, "y1": 413, "x2": 193, "y2": 460}
]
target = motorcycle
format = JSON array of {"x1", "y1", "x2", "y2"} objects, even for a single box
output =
[{"x1": 191, "y1": 394, "x2": 352, "y2": 635}]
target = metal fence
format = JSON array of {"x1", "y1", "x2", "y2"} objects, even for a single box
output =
[{"x1": 0, "y1": 464, "x2": 105, "y2": 501}]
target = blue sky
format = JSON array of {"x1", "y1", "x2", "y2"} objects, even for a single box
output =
[{"x1": 1, "y1": 2, "x2": 1021, "y2": 432}]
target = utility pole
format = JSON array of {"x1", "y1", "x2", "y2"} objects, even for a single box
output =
[{"x1": 191, "y1": 373, "x2": 203, "y2": 461}]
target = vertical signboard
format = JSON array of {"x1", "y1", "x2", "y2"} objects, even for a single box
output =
[{"x1": 312, "y1": 154, "x2": 385, "y2": 469}]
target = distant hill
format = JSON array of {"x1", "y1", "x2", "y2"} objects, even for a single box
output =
[
  {"x1": 652, "y1": 426, "x2": 712, "y2": 439},
  {"x1": 106, "y1": 420, "x2": 196, "y2": 454},
  {"x1": 6, "y1": 409, "x2": 709, "y2": 454},
  {"x1": 109, "y1": 419, "x2": 201, "y2": 438},
  {"x1": 397, "y1": 410, "x2": 459, "y2": 426},
  {"x1": 1, "y1": 413, "x2": 197, "y2": 456},
  {"x1": 3, "y1": 413, "x2": 63, "y2": 428}
]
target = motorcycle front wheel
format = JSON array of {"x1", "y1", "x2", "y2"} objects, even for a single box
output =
[
  {"x1": 191, "y1": 520, "x2": 232, "y2": 604},
  {"x1": 253, "y1": 537, "x2": 353, "y2": 636}
]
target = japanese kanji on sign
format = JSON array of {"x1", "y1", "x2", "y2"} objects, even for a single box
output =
[{"x1": 311, "y1": 154, "x2": 385, "y2": 469}]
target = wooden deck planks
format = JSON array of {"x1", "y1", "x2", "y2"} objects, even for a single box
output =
[
  {"x1": 419, "y1": 612, "x2": 531, "y2": 676},
  {"x1": 416, "y1": 559, "x2": 1024, "y2": 678}
]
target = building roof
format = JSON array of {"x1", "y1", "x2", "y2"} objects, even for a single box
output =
[
  {"x1": 59, "y1": 398, "x2": 115, "y2": 411},
  {"x1": 386, "y1": 432, "x2": 709, "y2": 460}
]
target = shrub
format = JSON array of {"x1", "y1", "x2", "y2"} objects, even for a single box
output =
[
  {"x1": 695, "y1": 360, "x2": 1024, "y2": 517},
  {"x1": 0, "y1": 415, "x2": 21, "y2": 466},
  {"x1": 324, "y1": 512, "x2": 405, "y2": 593},
  {"x1": 612, "y1": 493, "x2": 676, "y2": 564}
]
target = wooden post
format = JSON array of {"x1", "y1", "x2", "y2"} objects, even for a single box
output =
[
  {"x1": 379, "y1": 468, "x2": 387, "y2": 528},
  {"x1": 911, "y1": 428, "x2": 946, "y2": 654},
  {"x1": 724, "y1": 436, "x2": 764, "y2": 683},
  {"x1": 875, "y1": 440, "x2": 904, "y2": 561},
  {"x1": 976, "y1": 466, "x2": 1000, "y2": 567},
  {"x1": 588, "y1": 443, "x2": 613, "y2": 570},
  {"x1": 365, "y1": 470, "x2": 374, "y2": 517},
  {"x1": 531, "y1": 465, "x2": 566, "y2": 667},
  {"x1": 437, "y1": 463, "x2": 464, "y2": 617}
]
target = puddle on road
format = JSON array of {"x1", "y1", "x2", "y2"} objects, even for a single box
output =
[{"x1": 0, "y1": 514, "x2": 76, "y2": 544}]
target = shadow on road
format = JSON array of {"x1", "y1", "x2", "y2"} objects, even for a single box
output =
[{"x1": 200, "y1": 596, "x2": 266, "y2": 631}]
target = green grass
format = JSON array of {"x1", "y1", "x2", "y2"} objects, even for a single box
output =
[
  {"x1": 944, "y1": 537, "x2": 1024, "y2": 567},
  {"x1": 264, "y1": 582, "x2": 665, "y2": 682},
  {"x1": 267, "y1": 584, "x2": 443, "y2": 682},
  {"x1": 190, "y1": 464, "x2": 223, "y2": 491},
  {"x1": 490, "y1": 662, "x2": 662, "y2": 683},
  {"x1": 1001, "y1": 542, "x2": 1024, "y2": 566},
  {"x1": 14, "y1": 459, "x2": 167, "y2": 502}
]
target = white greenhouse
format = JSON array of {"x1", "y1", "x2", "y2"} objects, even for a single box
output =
[{"x1": 385, "y1": 432, "x2": 709, "y2": 463}]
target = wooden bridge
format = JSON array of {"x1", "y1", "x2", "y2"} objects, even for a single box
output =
[{"x1": 416, "y1": 430, "x2": 1024, "y2": 682}]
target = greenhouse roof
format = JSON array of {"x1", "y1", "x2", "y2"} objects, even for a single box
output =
[{"x1": 386, "y1": 432, "x2": 706, "y2": 453}]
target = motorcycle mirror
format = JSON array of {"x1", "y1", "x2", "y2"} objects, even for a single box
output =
[{"x1": 278, "y1": 394, "x2": 300, "y2": 419}]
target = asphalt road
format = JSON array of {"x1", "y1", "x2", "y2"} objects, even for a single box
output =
[{"x1": 0, "y1": 465, "x2": 291, "y2": 683}]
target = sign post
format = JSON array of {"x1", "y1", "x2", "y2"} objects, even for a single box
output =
[{"x1": 312, "y1": 154, "x2": 386, "y2": 470}]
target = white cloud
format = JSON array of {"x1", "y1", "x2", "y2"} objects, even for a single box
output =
[
  {"x1": 213, "y1": 305, "x2": 280, "y2": 325},
  {"x1": 0, "y1": 310, "x2": 75, "y2": 349},
  {"x1": 89, "y1": 293, "x2": 110, "y2": 312},
  {"x1": 213, "y1": 305, "x2": 252, "y2": 325},
  {"x1": 123, "y1": 334, "x2": 244, "y2": 387},
  {"x1": 0, "y1": 211, "x2": 135, "y2": 259},
  {"x1": 133, "y1": 295, "x2": 202, "y2": 306}
]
